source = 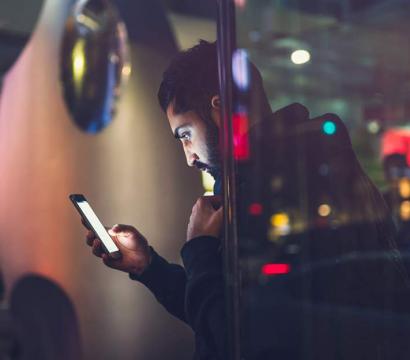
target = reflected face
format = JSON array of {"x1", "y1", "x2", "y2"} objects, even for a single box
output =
[{"x1": 167, "y1": 102, "x2": 221, "y2": 177}]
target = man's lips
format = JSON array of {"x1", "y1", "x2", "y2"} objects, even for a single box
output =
[{"x1": 194, "y1": 160, "x2": 210, "y2": 172}]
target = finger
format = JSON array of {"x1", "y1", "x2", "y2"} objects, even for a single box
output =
[
  {"x1": 107, "y1": 229, "x2": 121, "y2": 247},
  {"x1": 102, "y1": 253, "x2": 121, "y2": 269},
  {"x1": 92, "y1": 240, "x2": 104, "y2": 258},
  {"x1": 206, "y1": 195, "x2": 222, "y2": 210},
  {"x1": 86, "y1": 230, "x2": 96, "y2": 246},
  {"x1": 198, "y1": 196, "x2": 219, "y2": 212},
  {"x1": 196, "y1": 196, "x2": 213, "y2": 210},
  {"x1": 110, "y1": 224, "x2": 139, "y2": 235}
]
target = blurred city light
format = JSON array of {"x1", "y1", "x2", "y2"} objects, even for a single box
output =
[
  {"x1": 291, "y1": 49, "x2": 311, "y2": 65},
  {"x1": 262, "y1": 263, "x2": 291, "y2": 276},
  {"x1": 233, "y1": 112, "x2": 250, "y2": 160},
  {"x1": 367, "y1": 120, "x2": 380, "y2": 134},
  {"x1": 318, "y1": 204, "x2": 331, "y2": 217},
  {"x1": 234, "y1": 0, "x2": 246, "y2": 9},
  {"x1": 381, "y1": 129, "x2": 410, "y2": 166},
  {"x1": 399, "y1": 179, "x2": 410, "y2": 198},
  {"x1": 232, "y1": 49, "x2": 250, "y2": 91},
  {"x1": 269, "y1": 212, "x2": 291, "y2": 239},
  {"x1": 270, "y1": 213, "x2": 289, "y2": 227},
  {"x1": 400, "y1": 200, "x2": 410, "y2": 220},
  {"x1": 322, "y1": 120, "x2": 337, "y2": 135},
  {"x1": 122, "y1": 63, "x2": 132, "y2": 78},
  {"x1": 249, "y1": 203, "x2": 263, "y2": 216}
]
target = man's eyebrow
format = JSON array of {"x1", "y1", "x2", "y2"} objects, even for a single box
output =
[{"x1": 174, "y1": 125, "x2": 189, "y2": 139}]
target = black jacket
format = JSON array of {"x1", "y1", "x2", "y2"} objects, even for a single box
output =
[{"x1": 130, "y1": 236, "x2": 225, "y2": 360}]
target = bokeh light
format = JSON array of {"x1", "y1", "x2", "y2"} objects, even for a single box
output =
[
  {"x1": 291, "y1": 49, "x2": 311, "y2": 65},
  {"x1": 322, "y1": 120, "x2": 337, "y2": 135}
]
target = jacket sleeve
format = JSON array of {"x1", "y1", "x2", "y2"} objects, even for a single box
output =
[
  {"x1": 181, "y1": 236, "x2": 227, "y2": 360},
  {"x1": 129, "y1": 247, "x2": 187, "y2": 323}
]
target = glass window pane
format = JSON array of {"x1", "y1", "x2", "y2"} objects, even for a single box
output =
[{"x1": 234, "y1": 1, "x2": 410, "y2": 359}]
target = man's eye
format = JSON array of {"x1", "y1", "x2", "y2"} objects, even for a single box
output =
[{"x1": 180, "y1": 132, "x2": 191, "y2": 141}]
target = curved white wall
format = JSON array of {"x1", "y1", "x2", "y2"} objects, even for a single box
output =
[{"x1": 0, "y1": 1, "x2": 204, "y2": 359}]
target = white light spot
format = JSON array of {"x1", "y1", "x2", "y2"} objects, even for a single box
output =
[
  {"x1": 291, "y1": 49, "x2": 311, "y2": 65},
  {"x1": 367, "y1": 121, "x2": 380, "y2": 134}
]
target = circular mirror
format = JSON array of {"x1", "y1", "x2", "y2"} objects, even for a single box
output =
[{"x1": 60, "y1": 0, "x2": 131, "y2": 133}]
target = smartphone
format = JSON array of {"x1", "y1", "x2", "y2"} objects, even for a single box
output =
[{"x1": 69, "y1": 194, "x2": 121, "y2": 259}]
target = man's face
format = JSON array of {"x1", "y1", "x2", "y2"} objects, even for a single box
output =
[{"x1": 167, "y1": 102, "x2": 221, "y2": 178}]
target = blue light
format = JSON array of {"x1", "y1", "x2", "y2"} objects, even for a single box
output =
[
  {"x1": 232, "y1": 49, "x2": 250, "y2": 91},
  {"x1": 322, "y1": 121, "x2": 336, "y2": 135}
]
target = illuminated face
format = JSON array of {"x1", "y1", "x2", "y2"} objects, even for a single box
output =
[{"x1": 167, "y1": 99, "x2": 221, "y2": 178}]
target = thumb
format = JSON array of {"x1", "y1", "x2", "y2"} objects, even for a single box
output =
[
  {"x1": 107, "y1": 229, "x2": 121, "y2": 247},
  {"x1": 111, "y1": 224, "x2": 137, "y2": 235},
  {"x1": 207, "y1": 195, "x2": 222, "y2": 210}
]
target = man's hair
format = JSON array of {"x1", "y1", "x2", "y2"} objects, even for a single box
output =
[
  {"x1": 158, "y1": 40, "x2": 218, "y2": 118},
  {"x1": 158, "y1": 40, "x2": 272, "y2": 124}
]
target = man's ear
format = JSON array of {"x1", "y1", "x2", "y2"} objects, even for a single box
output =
[
  {"x1": 211, "y1": 95, "x2": 221, "y2": 110},
  {"x1": 210, "y1": 95, "x2": 221, "y2": 128}
]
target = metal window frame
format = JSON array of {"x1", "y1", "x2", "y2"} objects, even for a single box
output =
[{"x1": 216, "y1": 1, "x2": 241, "y2": 359}]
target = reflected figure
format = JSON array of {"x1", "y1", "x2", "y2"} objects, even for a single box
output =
[
  {"x1": 10, "y1": 275, "x2": 82, "y2": 360},
  {"x1": 239, "y1": 104, "x2": 410, "y2": 360},
  {"x1": 60, "y1": 0, "x2": 130, "y2": 133}
]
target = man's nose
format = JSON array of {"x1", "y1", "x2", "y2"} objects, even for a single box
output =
[{"x1": 184, "y1": 148, "x2": 198, "y2": 167}]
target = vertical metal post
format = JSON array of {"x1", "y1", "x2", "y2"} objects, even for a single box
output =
[{"x1": 217, "y1": 1, "x2": 241, "y2": 359}]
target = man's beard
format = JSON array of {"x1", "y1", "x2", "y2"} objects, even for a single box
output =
[
  {"x1": 194, "y1": 112, "x2": 221, "y2": 181},
  {"x1": 205, "y1": 118, "x2": 221, "y2": 180}
]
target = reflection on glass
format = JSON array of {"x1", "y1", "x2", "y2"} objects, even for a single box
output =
[
  {"x1": 233, "y1": 1, "x2": 410, "y2": 359},
  {"x1": 60, "y1": 0, "x2": 130, "y2": 133}
]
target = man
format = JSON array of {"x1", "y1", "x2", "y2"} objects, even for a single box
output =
[
  {"x1": 85, "y1": 40, "x2": 231, "y2": 359},
  {"x1": 85, "y1": 40, "x2": 410, "y2": 360}
]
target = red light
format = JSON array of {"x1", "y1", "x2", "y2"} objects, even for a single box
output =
[
  {"x1": 262, "y1": 263, "x2": 291, "y2": 276},
  {"x1": 382, "y1": 129, "x2": 410, "y2": 166},
  {"x1": 232, "y1": 112, "x2": 250, "y2": 160},
  {"x1": 248, "y1": 202, "x2": 263, "y2": 215}
]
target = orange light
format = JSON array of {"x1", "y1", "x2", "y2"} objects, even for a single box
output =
[
  {"x1": 399, "y1": 179, "x2": 410, "y2": 198},
  {"x1": 318, "y1": 204, "x2": 331, "y2": 217}
]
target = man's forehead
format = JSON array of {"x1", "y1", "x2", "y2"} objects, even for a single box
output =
[{"x1": 166, "y1": 105, "x2": 194, "y2": 131}]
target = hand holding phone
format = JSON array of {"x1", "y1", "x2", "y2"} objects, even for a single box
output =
[
  {"x1": 70, "y1": 194, "x2": 152, "y2": 275},
  {"x1": 70, "y1": 194, "x2": 121, "y2": 259}
]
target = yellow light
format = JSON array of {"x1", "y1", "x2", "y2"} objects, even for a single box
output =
[
  {"x1": 76, "y1": 14, "x2": 99, "y2": 30},
  {"x1": 201, "y1": 171, "x2": 215, "y2": 193},
  {"x1": 400, "y1": 201, "x2": 410, "y2": 221},
  {"x1": 72, "y1": 39, "x2": 86, "y2": 93},
  {"x1": 122, "y1": 63, "x2": 132, "y2": 78},
  {"x1": 318, "y1": 204, "x2": 331, "y2": 217},
  {"x1": 269, "y1": 212, "x2": 291, "y2": 239},
  {"x1": 399, "y1": 179, "x2": 410, "y2": 198},
  {"x1": 291, "y1": 49, "x2": 311, "y2": 65},
  {"x1": 270, "y1": 213, "x2": 289, "y2": 227}
]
